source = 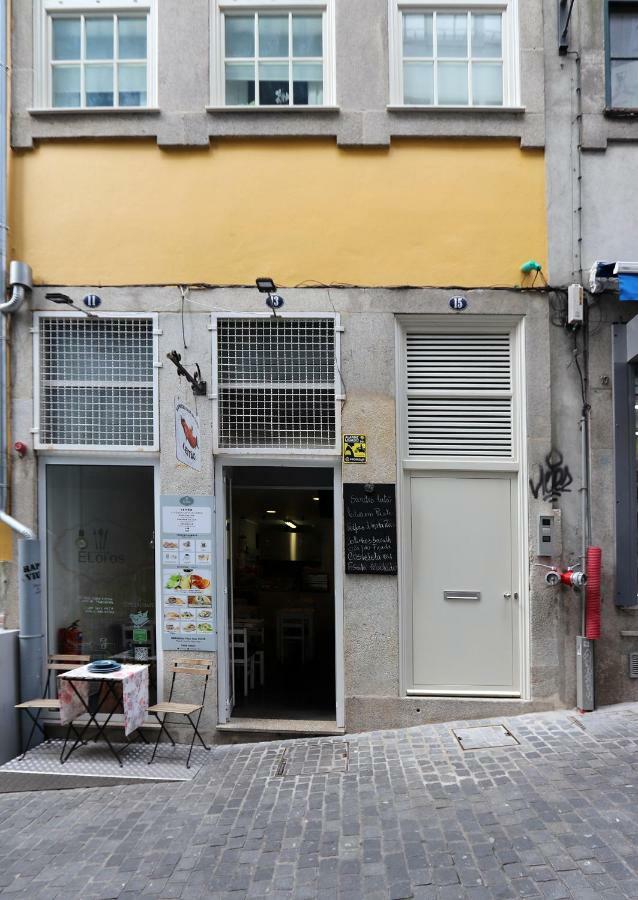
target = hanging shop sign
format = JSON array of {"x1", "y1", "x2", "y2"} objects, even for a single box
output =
[
  {"x1": 160, "y1": 495, "x2": 216, "y2": 652},
  {"x1": 175, "y1": 400, "x2": 202, "y2": 471},
  {"x1": 343, "y1": 483, "x2": 398, "y2": 575},
  {"x1": 342, "y1": 433, "x2": 367, "y2": 464}
]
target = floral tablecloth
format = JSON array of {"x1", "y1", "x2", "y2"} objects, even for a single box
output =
[{"x1": 58, "y1": 664, "x2": 149, "y2": 736}]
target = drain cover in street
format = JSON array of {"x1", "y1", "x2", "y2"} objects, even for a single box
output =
[
  {"x1": 452, "y1": 724, "x2": 519, "y2": 750},
  {"x1": 275, "y1": 740, "x2": 349, "y2": 776}
]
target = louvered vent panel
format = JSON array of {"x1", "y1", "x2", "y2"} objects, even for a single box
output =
[
  {"x1": 216, "y1": 318, "x2": 337, "y2": 450},
  {"x1": 406, "y1": 332, "x2": 513, "y2": 459},
  {"x1": 406, "y1": 334, "x2": 511, "y2": 391},
  {"x1": 37, "y1": 316, "x2": 156, "y2": 449}
]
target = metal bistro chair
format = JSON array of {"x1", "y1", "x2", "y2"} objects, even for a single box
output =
[
  {"x1": 15, "y1": 653, "x2": 90, "y2": 759},
  {"x1": 147, "y1": 659, "x2": 212, "y2": 768}
]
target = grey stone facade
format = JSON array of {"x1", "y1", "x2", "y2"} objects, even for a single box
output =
[
  {"x1": 6, "y1": 0, "x2": 638, "y2": 745},
  {"x1": 543, "y1": 0, "x2": 638, "y2": 707},
  {"x1": 12, "y1": 0, "x2": 544, "y2": 149}
]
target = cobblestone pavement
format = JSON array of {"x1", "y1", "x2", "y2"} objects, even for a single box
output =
[{"x1": 2, "y1": 704, "x2": 638, "y2": 899}]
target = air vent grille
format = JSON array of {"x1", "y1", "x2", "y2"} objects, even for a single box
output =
[
  {"x1": 629, "y1": 652, "x2": 638, "y2": 679},
  {"x1": 405, "y1": 332, "x2": 513, "y2": 459}
]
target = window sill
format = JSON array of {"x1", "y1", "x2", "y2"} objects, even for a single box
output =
[
  {"x1": 206, "y1": 105, "x2": 340, "y2": 114},
  {"x1": 28, "y1": 107, "x2": 161, "y2": 116},
  {"x1": 387, "y1": 104, "x2": 526, "y2": 113},
  {"x1": 604, "y1": 107, "x2": 638, "y2": 119}
]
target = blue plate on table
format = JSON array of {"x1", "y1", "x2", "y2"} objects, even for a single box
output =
[{"x1": 88, "y1": 659, "x2": 122, "y2": 673}]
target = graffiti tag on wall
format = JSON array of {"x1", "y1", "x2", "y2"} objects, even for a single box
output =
[{"x1": 529, "y1": 450, "x2": 573, "y2": 502}]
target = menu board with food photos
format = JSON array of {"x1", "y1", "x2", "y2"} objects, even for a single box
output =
[{"x1": 160, "y1": 495, "x2": 216, "y2": 651}]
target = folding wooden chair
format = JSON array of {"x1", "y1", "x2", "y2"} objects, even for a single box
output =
[
  {"x1": 15, "y1": 654, "x2": 90, "y2": 759},
  {"x1": 147, "y1": 659, "x2": 212, "y2": 768}
]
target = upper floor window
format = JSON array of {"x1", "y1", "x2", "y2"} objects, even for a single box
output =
[
  {"x1": 389, "y1": 2, "x2": 520, "y2": 108},
  {"x1": 34, "y1": 0, "x2": 157, "y2": 110},
  {"x1": 211, "y1": 1, "x2": 336, "y2": 108},
  {"x1": 608, "y1": 2, "x2": 638, "y2": 108}
]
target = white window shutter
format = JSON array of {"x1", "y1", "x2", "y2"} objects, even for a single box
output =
[{"x1": 405, "y1": 332, "x2": 513, "y2": 458}]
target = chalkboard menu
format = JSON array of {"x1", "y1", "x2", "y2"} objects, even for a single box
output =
[{"x1": 343, "y1": 483, "x2": 398, "y2": 575}]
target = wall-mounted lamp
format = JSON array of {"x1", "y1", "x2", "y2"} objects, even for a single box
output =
[
  {"x1": 256, "y1": 277, "x2": 285, "y2": 315},
  {"x1": 45, "y1": 292, "x2": 97, "y2": 318}
]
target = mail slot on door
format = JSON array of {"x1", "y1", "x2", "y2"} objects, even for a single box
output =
[{"x1": 444, "y1": 591, "x2": 481, "y2": 601}]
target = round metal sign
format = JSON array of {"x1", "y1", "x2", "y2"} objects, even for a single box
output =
[
  {"x1": 449, "y1": 296, "x2": 468, "y2": 311},
  {"x1": 83, "y1": 293, "x2": 102, "y2": 309}
]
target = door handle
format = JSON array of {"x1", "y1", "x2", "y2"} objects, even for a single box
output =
[{"x1": 503, "y1": 592, "x2": 519, "y2": 600}]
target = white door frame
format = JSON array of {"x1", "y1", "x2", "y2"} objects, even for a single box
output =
[
  {"x1": 37, "y1": 453, "x2": 164, "y2": 713},
  {"x1": 395, "y1": 314, "x2": 530, "y2": 700},
  {"x1": 214, "y1": 455, "x2": 345, "y2": 728}
]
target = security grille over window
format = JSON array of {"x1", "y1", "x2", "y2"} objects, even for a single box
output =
[
  {"x1": 36, "y1": 315, "x2": 157, "y2": 449},
  {"x1": 405, "y1": 332, "x2": 513, "y2": 457},
  {"x1": 215, "y1": 317, "x2": 338, "y2": 450}
]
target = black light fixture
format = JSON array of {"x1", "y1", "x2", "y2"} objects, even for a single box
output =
[
  {"x1": 256, "y1": 277, "x2": 276, "y2": 294},
  {"x1": 256, "y1": 276, "x2": 285, "y2": 315},
  {"x1": 45, "y1": 292, "x2": 97, "y2": 318}
]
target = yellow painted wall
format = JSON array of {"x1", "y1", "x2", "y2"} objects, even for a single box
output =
[
  {"x1": 0, "y1": 523, "x2": 12, "y2": 561},
  {"x1": 10, "y1": 139, "x2": 547, "y2": 287}
]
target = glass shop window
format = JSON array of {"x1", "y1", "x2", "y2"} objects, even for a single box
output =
[{"x1": 46, "y1": 465, "x2": 157, "y2": 702}]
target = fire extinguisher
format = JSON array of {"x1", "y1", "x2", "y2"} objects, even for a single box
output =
[{"x1": 58, "y1": 620, "x2": 83, "y2": 654}]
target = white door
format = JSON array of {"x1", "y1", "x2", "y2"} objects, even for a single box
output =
[{"x1": 410, "y1": 474, "x2": 519, "y2": 694}]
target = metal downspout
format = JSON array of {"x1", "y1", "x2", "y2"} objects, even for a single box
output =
[{"x1": 0, "y1": 0, "x2": 42, "y2": 748}]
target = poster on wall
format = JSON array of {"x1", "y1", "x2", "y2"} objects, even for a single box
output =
[
  {"x1": 160, "y1": 495, "x2": 216, "y2": 651},
  {"x1": 175, "y1": 400, "x2": 202, "y2": 471}
]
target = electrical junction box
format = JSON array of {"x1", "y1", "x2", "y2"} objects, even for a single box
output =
[
  {"x1": 568, "y1": 283, "x2": 584, "y2": 325},
  {"x1": 537, "y1": 511, "x2": 560, "y2": 557}
]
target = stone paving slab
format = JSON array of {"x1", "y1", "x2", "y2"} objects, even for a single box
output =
[{"x1": 1, "y1": 704, "x2": 638, "y2": 898}]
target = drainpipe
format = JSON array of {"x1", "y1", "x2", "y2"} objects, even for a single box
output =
[{"x1": 0, "y1": 0, "x2": 42, "y2": 747}]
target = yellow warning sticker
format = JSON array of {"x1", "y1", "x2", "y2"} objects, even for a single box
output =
[{"x1": 343, "y1": 434, "x2": 367, "y2": 464}]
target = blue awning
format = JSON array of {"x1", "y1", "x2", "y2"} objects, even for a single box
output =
[{"x1": 619, "y1": 274, "x2": 638, "y2": 302}]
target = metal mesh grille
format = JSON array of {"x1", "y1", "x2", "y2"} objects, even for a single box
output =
[
  {"x1": 405, "y1": 332, "x2": 513, "y2": 459},
  {"x1": 38, "y1": 317, "x2": 155, "y2": 448},
  {"x1": 216, "y1": 318, "x2": 336, "y2": 449}
]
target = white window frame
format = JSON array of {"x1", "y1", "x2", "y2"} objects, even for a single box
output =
[
  {"x1": 210, "y1": 0, "x2": 336, "y2": 109},
  {"x1": 33, "y1": 0, "x2": 158, "y2": 111},
  {"x1": 32, "y1": 311, "x2": 161, "y2": 452},
  {"x1": 388, "y1": 0, "x2": 520, "y2": 109},
  {"x1": 211, "y1": 311, "x2": 342, "y2": 455}
]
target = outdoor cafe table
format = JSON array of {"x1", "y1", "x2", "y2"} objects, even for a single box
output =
[{"x1": 57, "y1": 663, "x2": 149, "y2": 767}]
